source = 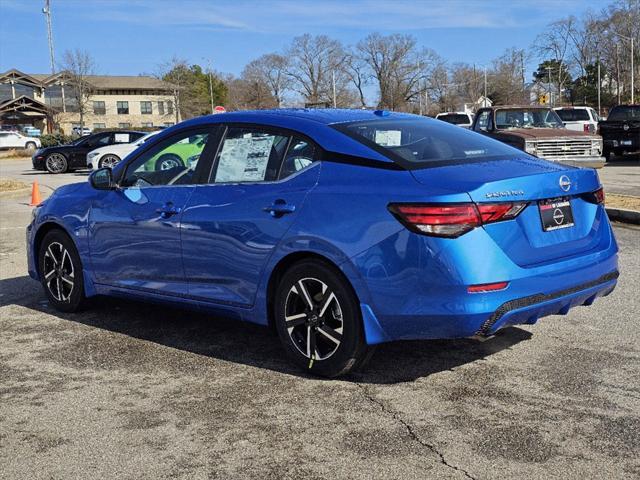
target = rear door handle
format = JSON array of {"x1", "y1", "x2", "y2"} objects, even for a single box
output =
[
  {"x1": 156, "y1": 202, "x2": 182, "y2": 218},
  {"x1": 263, "y1": 199, "x2": 295, "y2": 217}
]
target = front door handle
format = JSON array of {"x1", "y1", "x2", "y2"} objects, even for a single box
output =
[
  {"x1": 156, "y1": 202, "x2": 182, "y2": 218},
  {"x1": 263, "y1": 199, "x2": 295, "y2": 217}
]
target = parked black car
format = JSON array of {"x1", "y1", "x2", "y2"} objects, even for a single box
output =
[
  {"x1": 598, "y1": 105, "x2": 640, "y2": 161},
  {"x1": 32, "y1": 130, "x2": 144, "y2": 173}
]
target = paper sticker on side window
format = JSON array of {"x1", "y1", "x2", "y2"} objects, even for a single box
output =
[{"x1": 216, "y1": 135, "x2": 275, "y2": 182}]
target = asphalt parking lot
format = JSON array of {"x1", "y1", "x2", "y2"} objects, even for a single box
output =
[{"x1": 1, "y1": 158, "x2": 639, "y2": 479}]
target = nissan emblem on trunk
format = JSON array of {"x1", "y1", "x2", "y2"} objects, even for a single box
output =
[{"x1": 559, "y1": 175, "x2": 571, "y2": 192}]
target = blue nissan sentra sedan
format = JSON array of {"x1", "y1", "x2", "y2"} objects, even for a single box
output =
[{"x1": 26, "y1": 109, "x2": 618, "y2": 377}]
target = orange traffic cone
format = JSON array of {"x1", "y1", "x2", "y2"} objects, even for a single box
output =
[{"x1": 30, "y1": 180, "x2": 42, "y2": 206}]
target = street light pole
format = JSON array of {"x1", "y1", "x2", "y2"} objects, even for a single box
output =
[{"x1": 484, "y1": 67, "x2": 487, "y2": 107}]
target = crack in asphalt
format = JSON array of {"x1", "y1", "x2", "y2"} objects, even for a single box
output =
[{"x1": 356, "y1": 384, "x2": 477, "y2": 480}]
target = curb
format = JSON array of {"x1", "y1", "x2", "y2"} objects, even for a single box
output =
[
  {"x1": 606, "y1": 207, "x2": 640, "y2": 225},
  {"x1": 0, "y1": 187, "x2": 31, "y2": 199}
]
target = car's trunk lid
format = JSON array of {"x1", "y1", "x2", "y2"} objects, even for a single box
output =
[{"x1": 411, "y1": 157, "x2": 605, "y2": 267}]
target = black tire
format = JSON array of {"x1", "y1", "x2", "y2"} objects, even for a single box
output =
[
  {"x1": 38, "y1": 229, "x2": 86, "y2": 312},
  {"x1": 274, "y1": 260, "x2": 372, "y2": 378},
  {"x1": 155, "y1": 154, "x2": 183, "y2": 171},
  {"x1": 45, "y1": 153, "x2": 68, "y2": 174},
  {"x1": 25, "y1": 141, "x2": 37, "y2": 150}
]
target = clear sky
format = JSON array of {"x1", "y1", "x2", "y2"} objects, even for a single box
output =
[{"x1": 1, "y1": 0, "x2": 600, "y2": 79}]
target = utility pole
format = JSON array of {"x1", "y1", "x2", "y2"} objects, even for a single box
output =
[
  {"x1": 546, "y1": 66, "x2": 553, "y2": 106},
  {"x1": 597, "y1": 60, "x2": 601, "y2": 115},
  {"x1": 42, "y1": 0, "x2": 55, "y2": 74},
  {"x1": 332, "y1": 70, "x2": 337, "y2": 108},
  {"x1": 202, "y1": 58, "x2": 214, "y2": 114},
  {"x1": 484, "y1": 67, "x2": 488, "y2": 107}
]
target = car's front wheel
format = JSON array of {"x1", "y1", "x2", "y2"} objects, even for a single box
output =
[
  {"x1": 274, "y1": 260, "x2": 372, "y2": 377},
  {"x1": 38, "y1": 230, "x2": 86, "y2": 312},
  {"x1": 25, "y1": 141, "x2": 37, "y2": 150},
  {"x1": 45, "y1": 153, "x2": 68, "y2": 174}
]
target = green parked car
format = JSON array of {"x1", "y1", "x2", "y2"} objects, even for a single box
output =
[{"x1": 146, "y1": 134, "x2": 207, "y2": 171}]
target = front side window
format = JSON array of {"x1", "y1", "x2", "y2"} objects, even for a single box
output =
[
  {"x1": 117, "y1": 101, "x2": 129, "y2": 115},
  {"x1": 211, "y1": 128, "x2": 289, "y2": 183},
  {"x1": 494, "y1": 108, "x2": 563, "y2": 129},
  {"x1": 93, "y1": 101, "x2": 106, "y2": 115},
  {"x1": 122, "y1": 130, "x2": 211, "y2": 187},
  {"x1": 141, "y1": 101, "x2": 152, "y2": 114},
  {"x1": 335, "y1": 116, "x2": 522, "y2": 169}
]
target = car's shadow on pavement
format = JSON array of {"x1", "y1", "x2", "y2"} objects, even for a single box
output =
[{"x1": 1, "y1": 275, "x2": 532, "y2": 384}]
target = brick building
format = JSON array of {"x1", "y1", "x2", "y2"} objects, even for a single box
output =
[{"x1": 0, "y1": 69, "x2": 179, "y2": 134}]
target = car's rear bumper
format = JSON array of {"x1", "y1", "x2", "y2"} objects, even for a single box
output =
[
  {"x1": 542, "y1": 155, "x2": 606, "y2": 169},
  {"x1": 351, "y1": 214, "x2": 619, "y2": 344}
]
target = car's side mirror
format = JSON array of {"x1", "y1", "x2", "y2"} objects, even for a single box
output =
[{"x1": 90, "y1": 168, "x2": 116, "y2": 190}]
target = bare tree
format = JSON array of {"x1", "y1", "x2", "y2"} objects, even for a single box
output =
[
  {"x1": 357, "y1": 33, "x2": 441, "y2": 111},
  {"x1": 489, "y1": 48, "x2": 529, "y2": 105},
  {"x1": 59, "y1": 49, "x2": 95, "y2": 129},
  {"x1": 242, "y1": 54, "x2": 290, "y2": 107},
  {"x1": 286, "y1": 34, "x2": 354, "y2": 107},
  {"x1": 533, "y1": 17, "x2": 578, "y2": 97},
  {"x1": 344, "y1": 50, "x2": 370, "y2": 108},
  {"x1": 155, "y1": 56, "x2": 189, "y2": 123}
]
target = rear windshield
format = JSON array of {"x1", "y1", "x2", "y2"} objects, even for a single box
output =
[
  {"x1": 437, "y1": 114, "x2": 470, "y2": 125},
  {"x1": 333, "y1": 117, "x2": 522, "y2": 169},
  {"x1": 555, "y1": 109, "x2": 590, "y2": 121},
  {"x1": 608, "y1": 106, "x2": 640, "y2": 121},
  {"x1": 495, "y1": 108, "x2": 564, "y2": 129}
]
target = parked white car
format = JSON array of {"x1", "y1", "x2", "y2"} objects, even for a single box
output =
[
  {"x1": 72, "y1": 126, "x2": 92, "y2": 136},
  {"x1": 87, "y1": 131, "x2": 161, "y2": 169},
  {"x1": 0, "y1": 131, "x2": 41, "y2": 150},
  {"x1": 554, "y1": 106, "x2": 600, "y2": 134},
  {"x1": 435, "y1": 112, "x2": 474, "y2": 128}
]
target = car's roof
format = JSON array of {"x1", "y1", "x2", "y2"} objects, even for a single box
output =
[
  {"x1": 187, "y1": 108, "x2": 416, "y2": 127},
  {"x1": 554, "y1": 106, "x2": 592, "y2": 110}
]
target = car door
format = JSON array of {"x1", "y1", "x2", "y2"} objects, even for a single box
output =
[
  {"x1": 180, "y1": 125, "x2": 320, "y2": 306},
  {"x1": 0, "y1": 132, "x2": 9, "y2": 148},
  {"x1": 88, "y1": 126, "x2": 218, "y2": 296}
]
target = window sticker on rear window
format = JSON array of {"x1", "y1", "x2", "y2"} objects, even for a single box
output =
[
  {"x1": 374, "y1": 130, "x2": 402, "y2": 147},
  {"x1": 216, "y1": 135, "x2": 275, "y2": 182}
]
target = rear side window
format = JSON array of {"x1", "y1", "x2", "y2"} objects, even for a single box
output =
[
  {"x1": 334, "y1": 117, "x2": 521, "y2": 169},
  {"x1": 556, "y1": 109, "x2": 590, "y2": 121}
]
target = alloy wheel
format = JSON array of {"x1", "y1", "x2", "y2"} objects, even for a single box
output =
[
  {"x1": 284, "y1": 277, "x2": 344, "y2": 361},
  {"x1": 42, "y1": 241, "x2": 75, "y2": 302},
  {"x1": 46, "y1": 153, "x2": 67, "y2": 173},
  {"x1": 159, "y1": 157, "x2": 181, "y2": 170},
  {"x1": 100, "y1": 155, "x2": 120, "y2": 169}
]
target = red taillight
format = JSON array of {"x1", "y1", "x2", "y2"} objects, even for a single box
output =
[
  {"x1": 584, "y1": 124, "x2": 590, "y2": 133},
  {"x1": 468, "y1": 281, "x2": 509, "y2": 293},
  {"x1": 388, "y1": 202, "x2": 527, "y2": 238},
  {"x1": 594, "y1": 187, "x2": 605, "y2": 205}
]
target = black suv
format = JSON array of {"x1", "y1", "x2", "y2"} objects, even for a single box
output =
[{"x1": 32, "y1": 130, "x2": 144, "y2": 173}]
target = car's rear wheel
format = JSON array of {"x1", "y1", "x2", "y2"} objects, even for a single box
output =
[
  {"x1": 25, "y1": 141, "x2": 36, "y2": 150},
  {"x1": 155, "y1": 154, "x2": 183, "y2": 171},
  {"x1": 99, "y1": 154, "x2": 121, "y2": 169},
  {"x1": 38, "y1": 230, "x2": 86, "y2": 312},
  {"x1": 45, "y1": 153, "x2": 68, "y2": 174},
  {"x1": 274, "y1": 260, "x2": 372, "y2": 377}
]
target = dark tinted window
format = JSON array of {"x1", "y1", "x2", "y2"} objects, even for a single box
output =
[
  {"x1": 437, "y1": 114, "x2": 471, "y2": 125},
  {"x1": 555, "y1": 109, "x2": 590, "y2": 121},
  {"x1": 608, "y1": 106, "x2": 640, "y2": 121},
  {"x1": 336, "y1": 117, "x2": 521, "y2": 169},
  {"x1": 279, "y1": 137, "x2": 317, "y2": 179}
]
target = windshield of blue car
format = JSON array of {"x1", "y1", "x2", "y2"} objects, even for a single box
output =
[
  {"x1": 608, "y1": 106, "x2": 640, "y2": 121},
  {"x1": 495, "y1": 108, "x2": 564, "y2": 129},
  {"x1": 334, "y1": 117, "x2": 522, "y2": 169}
]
